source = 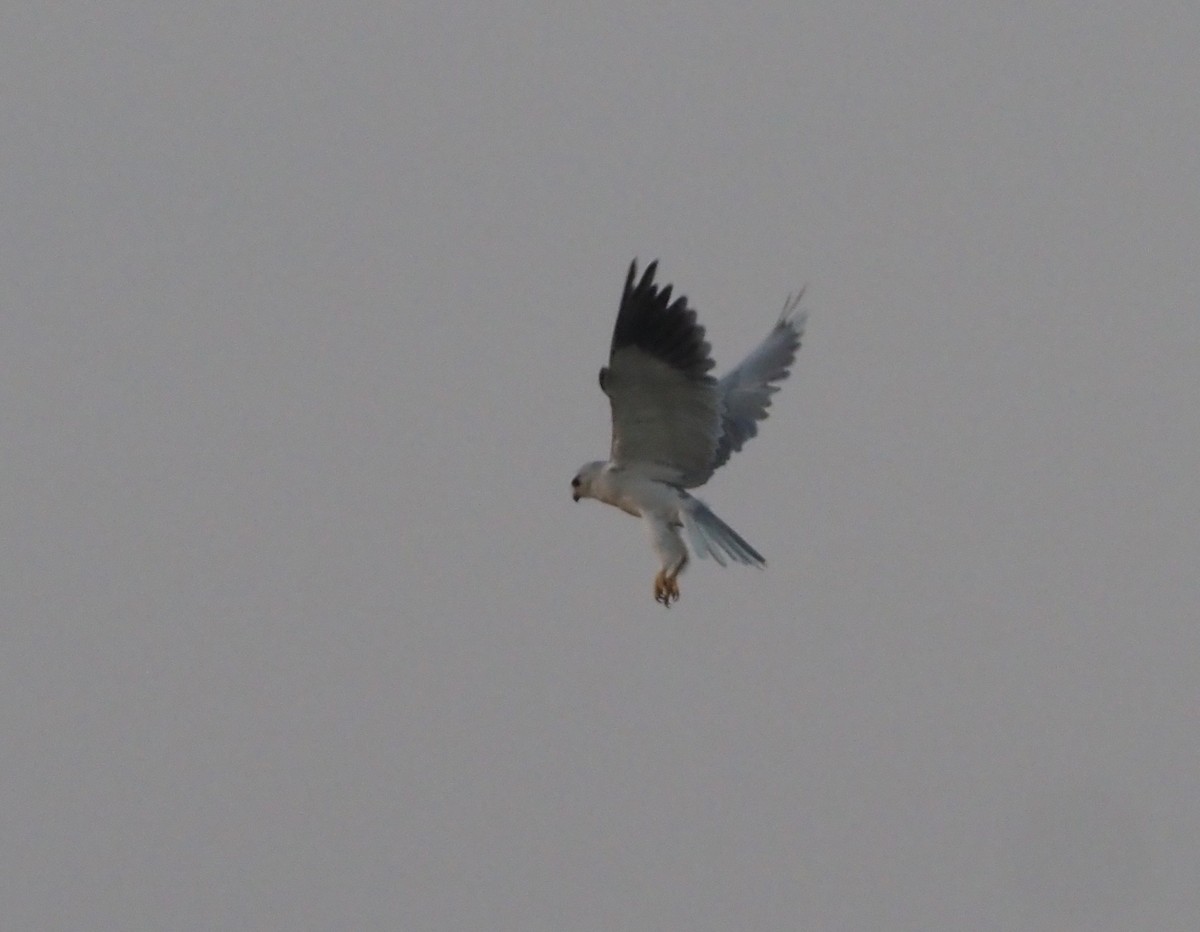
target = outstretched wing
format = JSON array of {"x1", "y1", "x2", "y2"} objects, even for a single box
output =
[
  {"x1": 709, "y1": 292, "x2": 806, "y2": 474},
  {"x1": 599, "y1": 260, "x2": 722, "y2": 485}
]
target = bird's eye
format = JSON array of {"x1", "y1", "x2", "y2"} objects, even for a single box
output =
[{"x1": 571, "y1": 477, "x2": 581, "y2": 488}]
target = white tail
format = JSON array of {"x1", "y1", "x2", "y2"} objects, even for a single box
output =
[{"x1": 680, "y1": 495, "x2": 766, "y2": 568}]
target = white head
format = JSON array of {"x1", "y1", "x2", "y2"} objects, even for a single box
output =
[{"x1": 570, "y1": 460, "x2": 606, "y2": 502}]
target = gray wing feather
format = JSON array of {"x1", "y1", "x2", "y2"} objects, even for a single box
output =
[
  {"x1": 601, "y1": 261, "x2": 722, "y2": 484},
  {"x1": 709, "y1": 291, "x2": 806, "y2": 474}
]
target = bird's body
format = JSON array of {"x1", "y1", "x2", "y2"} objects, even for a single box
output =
[{"x1": 572, "y1": 260, "x2": 807, "y2": 606}]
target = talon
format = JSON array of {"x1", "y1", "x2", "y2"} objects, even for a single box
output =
[
  {"x1": 664, "y1": 574, "x2": 680, "y2": 604},
  {"x1": 652, "y1": 571, "x2": 682, "y2": 607},
  {"x1": 654, "y1": 571, "x2": 669, "y2": 605}
]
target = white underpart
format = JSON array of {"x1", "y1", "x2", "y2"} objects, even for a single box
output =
[{"x1": 578, "y1": 462, "x2": 764, "y2": 580}]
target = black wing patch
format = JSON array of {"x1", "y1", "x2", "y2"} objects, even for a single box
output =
[{"x1": 605, "y1": 260, "x2": 715, "y2": 384}]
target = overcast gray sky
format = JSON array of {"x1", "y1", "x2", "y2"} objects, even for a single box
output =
[{"x1": 4, "y1": 3, "x2": 1199, "y2": 929}]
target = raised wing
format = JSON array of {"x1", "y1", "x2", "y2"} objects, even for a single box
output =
[
  {"x1": 709, "y1": 291, "x2": 806, "y2": 473},
  {"x1": 599, "y1": 260, "x2": 722, "y2": 485}
]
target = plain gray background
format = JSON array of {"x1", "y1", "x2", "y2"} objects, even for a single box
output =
[{"x1": 4, "y1": 3, "x2": 1198, "y2": 929}]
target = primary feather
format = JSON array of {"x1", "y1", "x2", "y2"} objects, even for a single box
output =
[{"x1": 601, "y1": 261, "x2": 722, "y2": 486}]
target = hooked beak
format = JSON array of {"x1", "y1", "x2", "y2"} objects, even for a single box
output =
[{"x1": 572, "y1": 492, "x2": 580, "y2": 502}]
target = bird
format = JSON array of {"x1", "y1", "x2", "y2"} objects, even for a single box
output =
[{"x1": 571, "y1": 259, "x2": 807, "y2": 606}]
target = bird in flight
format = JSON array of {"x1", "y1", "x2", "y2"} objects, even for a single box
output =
[{"x1": 571, "y1": 260, "x2": 807, "y2": 606}]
